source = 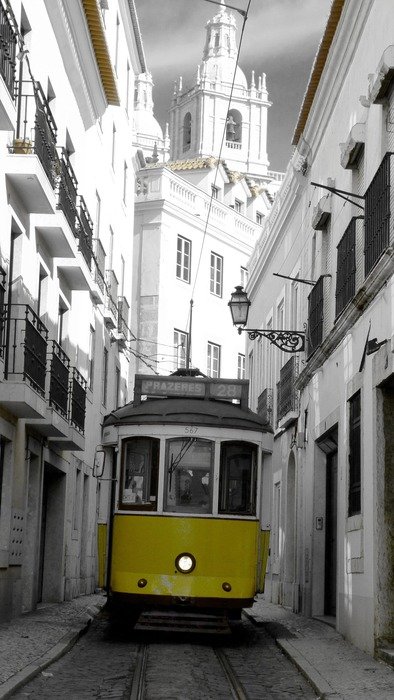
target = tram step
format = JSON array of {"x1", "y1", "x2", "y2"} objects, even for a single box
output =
[{"x1": 134, "y1": 610, "x2": 231, "y2": 634}]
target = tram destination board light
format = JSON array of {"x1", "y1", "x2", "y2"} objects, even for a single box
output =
[{"x1": 228, "y1": 286, "x2": 306, "y2": 353}]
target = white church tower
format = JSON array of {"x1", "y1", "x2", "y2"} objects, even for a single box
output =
[
  {"x1": 133, "y1": 71, "x2": 170, "y2": 162},
  {"x1": 169, "y1": 0, "x2": 271, "y2": 180}
]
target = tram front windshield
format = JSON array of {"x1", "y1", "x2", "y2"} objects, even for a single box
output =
[
  {"x1": 165, "y1": 438, "x2": 213, "y2": 514},
  {"x1": 120, "y1": 436, "x2": 257, "y2": 516}
]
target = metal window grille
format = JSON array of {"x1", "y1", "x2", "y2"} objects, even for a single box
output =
[
  {"x1": 307, "y1": 275, "x2": 324, "y2": 357},
  {"x1": 48, "y1": 340, "x2": 70, "y2": 417},
  {"x1": 335, "y1": 218, "x2": 356, "y2": 317},
  {"x1": 348, "y1": 391, "x2": 361, "y2": 516},
  {"x1": 77, "y1": 196, "x2": 93, "y2": 267},
  {"x1": 117, "y1": 296, "x2": 130, "y2": 337},
  {"x1": 364, "y1": 153, "x2": 391, "y2": 275},
  {"x1": 0, "y1": 1, "x2": 17, "y2": 97},
  {"x1": 58, "y1": 149, "x2": 78, "y2": 233},
  {"x1": 5, "y1": 304, "x2": 48, "y2": 395},
  {"x1": 210, "y1": 252, "x2": 223, "y2": 296},
  {"x1": 277, "y1": 356, "x2": 298, "y2": 422},
  {"x1": 257, "y1": 388, "x2": 273, "y2": 426},
  {"x1": 0, "y1": 267, "x2": 6, "y2": 357},
  {"x1": 69, "y1": 367, "x2": 87, "y2": 433},
  {"x1": 93, "y1": 239, "x2": 105, "y2": 293}
]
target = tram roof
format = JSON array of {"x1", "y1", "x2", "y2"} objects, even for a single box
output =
[{"x1": 103, "y1": 397, "x2": 272, "y2": 433}]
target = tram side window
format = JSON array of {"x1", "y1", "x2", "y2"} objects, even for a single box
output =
[
  {"x1": 219, "y1": 442, "x2": 257, "y2": 515},
  {"x1": 121, "y1": 437, "x2": 159, "y2": 510},
  {"x1": 164, "y1": 438, "x2": 213, "y2": 514}
]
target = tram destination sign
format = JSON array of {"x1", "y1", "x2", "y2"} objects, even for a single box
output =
[{"x1": 134, "y1": 375, "x2": 249, "y2": 408}]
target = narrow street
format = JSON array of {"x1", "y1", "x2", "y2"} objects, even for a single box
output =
[{"x1": 11, "y1": 613, "x2": 317, "y2": 699}]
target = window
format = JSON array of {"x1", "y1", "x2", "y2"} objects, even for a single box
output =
[
  {"x1": 307, "y1": 276, "x2": 323, "y2": 357},
  {"x1": 211, "y1": 185, "x2": 219, "y2": 199},
  {"x1": 210, "y1": 252, "x2": 223, "y2": 296},
  {"x1": 237, "y1": 353, "x2": 245, "y2": 379},
  {"x1": 240, "y1": 266, "x2": 248, "y2": 288},
  {"x1": 207, "y1": 342, "x2": 220, "y2": 378},
  {"x1": 164, "y1": 438, "x2": 213, "y2": 514},
  {"x1": 114, "y1": 15, "x2": 120, "y2": 75},
  {"x1": 219, "y1": 441, "x2": 257, "y2": 515},
  {"x1": 256, "y1": 211, "x2": 263, "y2": 225},
  {"x1": 115, "y1": 365, "x2": 120, "y2": 408},
  {"x1": 364, "y1": 153, "x2": 391, "y2": 275},
  {"x1": 336, "y1": 218, "x2": 356, "y2": 317},
  {"x1": 183, "y1": 112, "x2": 192, "y2": 152},
  {"x1": 348, "y1": 391, "x2": 361, "y2": 516},
  {"x1": 176, "y1": 235, "x2": 191, "y2": 283},
  {"x1": 95, "y1": 191, "x2": 101, "y2": 237},
  {"x1": 88, "y1": 325, "x2": 95, "y2": 391},
  {"x1": 234, "y1": 199, "x2": 243, "y2": 213},
  {"x1": 108, "y1": 227, "x2": 114, "y2": 269},
  {"x1": 123, "y1": 161, "x2": 128, "y2": 204},
  {"x1": 57, "y1": 300, "x2": 68, "y2": 347},
  {"x1": 111, "y1": 123, "x2": 116, "y2": 169},
  {"x1": 121, "y1": 437, "x2": 159, "y2": 510},
  {"x1": 125, "y1": 61, "x2": 130, "y2": 116},
  {"x1": 174, "y1": 329, "x2": 188, "y2": 370},
  {"x1": 102, "y1": 347, "x2": 108, "y2": 406},
  {"x1": 273, "y1": 482, "x2": 281, "y2": 560},
  {"x1": 37, "y1": 267, "x2": 48, "y2": 318}
]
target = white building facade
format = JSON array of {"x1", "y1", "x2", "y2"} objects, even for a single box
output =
[
  {"x1": 132, "y1": 1, "x2": 282, "y2": 379},
  {"x1": 0, "y1": 0, "x2": 144, "y2": 620},
  {"x1": 246, "y1": 0, "x2": 394, "y2": 657}
]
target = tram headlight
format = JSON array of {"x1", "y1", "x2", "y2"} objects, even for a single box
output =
[{"x1": 175, "y1": 552, "x2": 196, "y2": 574}]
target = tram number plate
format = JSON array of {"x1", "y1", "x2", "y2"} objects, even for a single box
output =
[
  {"x1": 184, "y1": 426, "x2": 198, "y2": 434},
  {"x1": 210, "y1": 383, "x2": 242, "y2": 399}
]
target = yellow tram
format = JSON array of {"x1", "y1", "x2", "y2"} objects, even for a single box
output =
[{"x1": 100, "y1": 373, "x2": 272, "y2": 622}]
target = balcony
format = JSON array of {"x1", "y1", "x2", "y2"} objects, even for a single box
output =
[
  {"x1": 104, "y1": 270, "x2": 118, "y2": 329},
  {"x1": 93, "y1": 238, "x2": 105, "y2": 293},
  {"x1": 5, "y1": 81, "x2": 58, "y2": 213},
  {"x1": 335, "y1": 218, "x2": 357, "y2": 318},
  {"x1": 26, "y1": 340, "x2": 71, "y2": 437},
  {"x1": 0, "y1": 304, "x2": 48, "y2": 417},
  {"x1": 0, "y1": 0, "x2": 17, "y2": 130},
  {"x1": 257, "y1": 388, "x2": 273, "y2": 427},
  {"x1": 48, "y1": 367, "x2": 86, "y2": 451},
  {"x1": 0, "y1": 267, "x2": 6, "y2": 361},
  {"x1": 364, "y1": 153, "x2": 394, "y2": 276},
  {"x1": 277, "y1": 357, "x2": 299, "y2": 427}
]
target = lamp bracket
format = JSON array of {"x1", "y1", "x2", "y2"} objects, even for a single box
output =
[
  {"x1": 311, "y1": 181, "x2": 364, "y2": 210},
  {"x1": 239, "y1": 328, "x2": 305, "y2": 353}
]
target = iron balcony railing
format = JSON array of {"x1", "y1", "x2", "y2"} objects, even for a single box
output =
[
  {"x1": 4, "y1": 304, "x2": 48, "y2": 396},
  {"x1": 93, "y1": 238, "x2": 105, "y2": 293},
  {"x1": 13, "y1": 81, "x2": 59, "y2": 188},
  {"x1": 364, "y1": 152, "x2": 392, "y2": 276},
  {"x1": 257, "y1": 388, "x2": 273, "y2": 426},
  {"x1": 277, "y1": 356, "x2": 298, "y2": 423},
  {"x1": 0, "y1": 267, "x2": 6, "y2": 358},
  {"x1": 77, "y1": 196, "x2": 93, "y2": 267},
  {"x1": 336, "y1": 218, "x2": 356, "y2": 318},
  {"x1": 117, "y1": 296, "x2": 130, "y2": 338},
  {"x1": 0, "y1": 0, "x2": 17, "y2": 97},
  {"x1": 105, "y1": 270, "x2": 118, "y2": 320},
  {"x1": 58, "y1": 149, "x2": 78, "y2": 233},
  {"x1": 48, "y1": 340, "x2": 70, "y2": 418},
  {"x1": 307, "y1": 275, "x2": 324, "y2": 357},
  {"x1": 69, "y1": 367, "x2": 86, "y2": 433}
]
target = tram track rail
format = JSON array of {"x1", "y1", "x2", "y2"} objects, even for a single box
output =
[{"x1": 128, "y1": 641, "x2": 249, "y2": 700}]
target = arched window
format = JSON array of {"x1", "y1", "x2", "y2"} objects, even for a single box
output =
[
  {"x1": 183, "y1": 112, "x2": 192, "y2": 151},
  {"x1": 214, "y1": 32, "x2": 220, "y2": 48},
  {"x1": 226, "y1": 109, "x2": 242, "y2": 144}
]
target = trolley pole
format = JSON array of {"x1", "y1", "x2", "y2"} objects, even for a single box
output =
[{"x1": 186, "y1": 298, "x2": 193, "y2": 371}]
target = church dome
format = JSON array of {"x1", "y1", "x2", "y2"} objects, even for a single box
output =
[
  {"x1": 203, "y1": 57, "x2": 247, "y2": 89},
  {"x1": 134, "y1": 110, "x2": 163, "y2": 141}
]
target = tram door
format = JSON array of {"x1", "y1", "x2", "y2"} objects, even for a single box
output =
[{"x1": 324, "y1": 451, "x2": 338, "y2": 616}]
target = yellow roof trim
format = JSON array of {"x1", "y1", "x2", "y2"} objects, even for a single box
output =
[
  {"x1": 82, "y1": 0, "x2": 120, "y2": 106},
  {"x1": 292, "y1": 0, "x2": 345, "y2": 146}
]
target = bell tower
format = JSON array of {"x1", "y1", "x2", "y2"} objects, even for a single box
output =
[{"x1": 169, "y1": 1, "x2": 271, "y2": 180}]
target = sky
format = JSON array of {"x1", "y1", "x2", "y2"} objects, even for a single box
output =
[{"x1": 134, "y1": 0, "x2": 332, "y2": 172}]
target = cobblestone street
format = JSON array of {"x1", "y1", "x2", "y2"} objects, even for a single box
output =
[{"x1": 11, "y1": 614, "x2": 316, "y2": 699}]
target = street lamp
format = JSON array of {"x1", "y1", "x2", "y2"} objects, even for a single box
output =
[{"x1": 228, "y1": 286, "x2": 306, "y2": 353}]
